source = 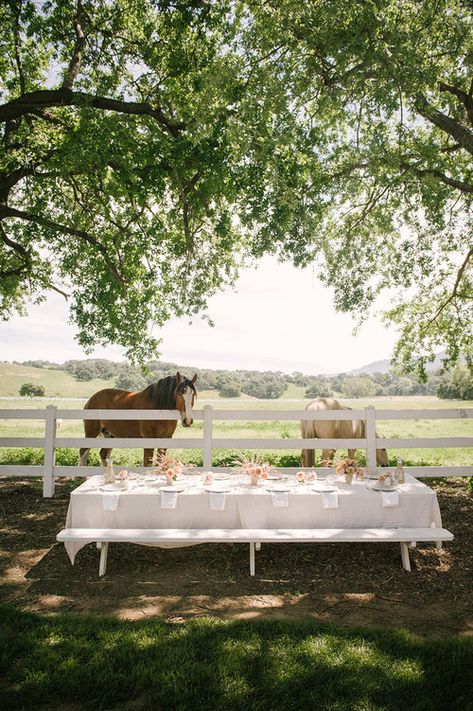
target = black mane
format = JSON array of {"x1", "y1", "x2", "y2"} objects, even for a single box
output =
[{"x1": 145, "y1": 375, "x2": 196, "y2": 409}]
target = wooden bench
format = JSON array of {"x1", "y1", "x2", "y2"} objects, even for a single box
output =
[{"x1": 57, "y1": 526, "x2": 453, "y2": 577}]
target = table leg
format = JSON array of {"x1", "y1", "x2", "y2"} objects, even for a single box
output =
[
  {"x1": 400, "y1": 543, "x2": 411, "y2": 572},
  {"x1": 99, "y1": 542, "x2": 109, "y2": 577},
  {"x1": 249, "y1": 542, "x2": 255, "y2": 576}
]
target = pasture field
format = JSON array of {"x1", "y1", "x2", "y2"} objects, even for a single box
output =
[
  {"x1": 0, "y1": 395, "x2": 472, "y2": 469},
  {"x1": 0, "y1": 362, "x2": 114, "y2": 397}
]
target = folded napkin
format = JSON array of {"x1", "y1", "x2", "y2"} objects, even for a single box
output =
[
  {"x1": 161, "y1": 490, "x2": 178, "y2": 509},
  {"x1": 321, "y1": 491, "x2": 339, "y2": 509},
  {"x1": 209, "y1": 491, "x2": 226, "y2": 511},
  {"x1": 272, "y1": 490, "x2": 289, "y2": 508},
  {"x1": 382, "y1": 491, "x2": 399, "y2": 508},
  {"x1": 102, "y1": 492, "x2": 120, "y2": 511}
]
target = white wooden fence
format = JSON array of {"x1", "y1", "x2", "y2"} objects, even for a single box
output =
[{"x1": 0, "y1": 405, "x2": 472, "y2": 497}]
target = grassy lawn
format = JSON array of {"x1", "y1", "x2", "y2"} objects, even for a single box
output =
[
  {"x1": 0, "y1": 363, "x2": 114, "y2": 398},
  {"x1": 0, "y1": 604, "x2": 472, "y2": 711}
]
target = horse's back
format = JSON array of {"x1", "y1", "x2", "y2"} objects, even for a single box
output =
[
  {"x1": 303, "y1": 397, "x2": 360, "y2": 438},
  {"x1": 83, "y1": 388, "x2": 147, "y2": 437},
  {"x1": 306, "y1": 397, "x2": 345, "y2": 413},
  {"x1": 84, "y1": 388, "x2": 150, "y2": 410}
]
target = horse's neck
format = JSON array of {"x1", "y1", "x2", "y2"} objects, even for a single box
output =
[{"x1": 146, "y1": 381, "x2": 176, "y2": 409}]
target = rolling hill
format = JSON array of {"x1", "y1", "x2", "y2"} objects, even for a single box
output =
[{"x1": 0, "y1": 363, "x2": 114, "y2": 397}]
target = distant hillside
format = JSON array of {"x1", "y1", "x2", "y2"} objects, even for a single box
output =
[
  {"x1": 349, "y1": 352, "x2": 447, "y2": 375},
  {"x1": 349, "y1": 358, "x2": 391, "y2": 375},
  {"x1": 1, "y1": 351, "x2": 452, "y2": 400},
  {"x1": 0, "y1": 363, "x2": 114, "y2": 397}
]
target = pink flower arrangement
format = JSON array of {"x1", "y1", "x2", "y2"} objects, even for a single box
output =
[
  {"x1": 334, "y1": 458, "x2": 365, "y2": 482},
  {"x1": 152, "y1": 453, "x2": 190, "y2": 480},
  {"x1": 232, "y1": 452, "x2": 273, "y2": 480},
  {"x1": 295, "y1": 471, "x2": 305, "y2": 483}
]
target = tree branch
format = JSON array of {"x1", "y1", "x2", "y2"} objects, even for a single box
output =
[
  {"x1": 0, "y1": 147, "x2": 58, "y2": 201},
  {"x1": 0, "y1": 89, "x2": 185, "y2": 136},
  {"x1": 0, "y1": 222, "x2": 30, "y2": 277},
  {"x1": 62, "y1": 1, "x2": 86, "y2": 90},
  {"x1": 0, "y1": 205, "x2": 125, "y2": 283},
  {"x1": 401, "y1": 162, "x2": 473, "y2": 194},
  {"x1": 416, "y1": 93, "x2": 473, "y2": 156},
  {"x1": 420, "y1": 246, "x2": 473, "y2": 336},
  {"x1": 438, "y1": 81, "x2": 473, "y2": 125},
  {"x1": 12, "y1": 1, "x2": 26, "y2": 95}
]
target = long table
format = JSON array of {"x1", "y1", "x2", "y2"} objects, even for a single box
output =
[{"x1": 62, "y1": 473, "x2": 443, "y2": 564}]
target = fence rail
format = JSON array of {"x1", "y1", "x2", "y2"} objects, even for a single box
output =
[{"x1": 0, "y1": 405, "x2": 472, "y2": 497}]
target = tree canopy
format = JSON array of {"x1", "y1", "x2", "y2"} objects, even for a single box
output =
[{"x1": 1, "y1": 0, "x2": 472, "y2": 372}]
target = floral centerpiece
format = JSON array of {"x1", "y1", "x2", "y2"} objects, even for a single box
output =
[
  {"x1": 232, "y1": 452, "x2": 274, "y2": 486},
  {"x1": 294, "y1": 471, "x2": 317, "y2": 484},
  {"x1": 151, "y1": 453, "x2": 191, "y2": 485},
  {"x1": 334, "y1": 458, "x2": 365, "y2": 484}
]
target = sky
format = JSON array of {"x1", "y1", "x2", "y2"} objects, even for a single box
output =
[{"x1": 0, "y1": 257, "x2": 397, "y2": 375}]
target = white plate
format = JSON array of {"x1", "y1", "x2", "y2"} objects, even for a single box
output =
[
  {"x1": 311, "y1": 484, "x2": 338, "y2": 493},
  {"x1": 369, "y1": 484, "x2": 398, "y2": 492},
  {"x1": 267, "y1": 473, "x2": 284, "y2": 480},
  {"x1": 203, "y1": 485, "x2": 230, "y2": 493},
  {"x1": 264, "y1": 484, "x2": 291, "y2": 492},
  {"x1": 212, "y1": 473, "x2": 231, "y2": 480},
  {"x1": 100, "y1": 483, "x2": 125, "y2": 492},
  {"x1": 160, "y1": 485, "x2": 186, "y2": 493}
]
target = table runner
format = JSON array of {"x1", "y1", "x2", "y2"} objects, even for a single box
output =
[{"x1": 62, "y1": 473, "x2": 443, "y2": 563}]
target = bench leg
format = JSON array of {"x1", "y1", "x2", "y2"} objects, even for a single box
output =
[
  {"x1": 99, "y1": 542, "x2": 108, "y2": 577},
  {"x1": 249, "y1": 542, "x2": 255, "y2": 576},
  {"x1": 255, "y1": 542, "x2": 261, "y2": 551},
  {"x1": 400, "y1": 543, "x2": 411, "y2": 572}
]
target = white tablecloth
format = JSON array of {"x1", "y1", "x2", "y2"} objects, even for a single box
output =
[{"x1": 63, "y1": 474, "x2": 443, "y2": 563}]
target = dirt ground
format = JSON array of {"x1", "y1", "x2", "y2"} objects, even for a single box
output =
[{"x1": 0, "y1": 477, "x2": 472, "y2": 636}]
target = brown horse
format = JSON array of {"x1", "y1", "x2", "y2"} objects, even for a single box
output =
[
  {"x1": 79, "y1": 372, "x2": 197, "y2": 467},
  {"x1": 301, "y1": 397, "x2": 388, "y2": 467}
]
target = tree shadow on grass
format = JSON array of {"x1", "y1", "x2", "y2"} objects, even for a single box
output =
[{"x1": 0, "y1": 603, "x2": 472, "y2": 711}]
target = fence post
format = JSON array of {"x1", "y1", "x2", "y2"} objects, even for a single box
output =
[
  {"x1": 203, "y1": 405, "x2": 213, "y2": 470},
  {"x1": 43, "y1": 404, "x2": 57, "y2": 497},
  {"x1": 365, "y1": 406, "x2": 377, "y2": 476}
]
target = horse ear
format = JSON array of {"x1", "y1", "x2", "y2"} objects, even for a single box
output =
[
  {"x1": 192, "y1": 373, "x2": 197, "y2": 383},
  {"x1": 176, "y1": 371, "x2": 182, "y2": 384}
]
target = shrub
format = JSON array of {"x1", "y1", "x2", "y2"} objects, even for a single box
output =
[{"x1": 19, "y1": 383, "x2": 45, "y2": 397}]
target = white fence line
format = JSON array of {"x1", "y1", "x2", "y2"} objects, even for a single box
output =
[{"x1": 0, "y1": 405, "x2": 472, "y2": 497}]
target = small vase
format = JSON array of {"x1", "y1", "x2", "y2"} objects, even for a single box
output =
[
  {"x1": 345, "y1": 472, "x2": 353, "y2": 485},
  {"x1": 104, "y1": 457, "x2": 115, "y2": 484},
  {"x1": 250, "y1": 474, "x2": 259, "y2": 487},
  {"x1": 165, "y1": 474, "x2": 174, "y2": 486}
]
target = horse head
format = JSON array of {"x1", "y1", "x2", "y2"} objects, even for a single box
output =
[{"x1": 174, "y1": 372, "x2": 197, "y2": 427}]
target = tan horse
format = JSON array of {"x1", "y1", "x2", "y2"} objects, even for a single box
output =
[
  {"x1": 79, "y1": 372, "x2": 197, "y2": 467},
  {"x1": 301, "y1": 397, "x2": 388, "y2": 467}
]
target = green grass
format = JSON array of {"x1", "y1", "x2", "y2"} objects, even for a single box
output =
[
  {"x1": 0, "y1": 604, "x2": 471, "y2": 711},
  {"x1": 0, "y1": 606, "x2": 473, "y2": 711},
  {"x1": 0, "y1": 363, "x2": 114, "y2": 397}
]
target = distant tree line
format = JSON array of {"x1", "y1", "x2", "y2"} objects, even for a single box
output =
[{"x1": 17, "y1": 359, "x2": 473, "y2": 400}]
